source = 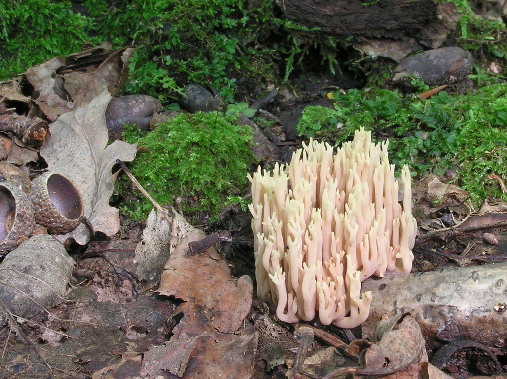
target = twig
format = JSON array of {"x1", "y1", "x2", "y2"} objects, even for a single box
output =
[
  {"x1": 307, "y1": 326, "x2": 349, "y2": 349},
  {"x1": 418, "y1": 84, "x2": 448, "y2": 99},
  {"x1": 116, "y1": 159, "x2": 174, "y2": 225},
  {"x1": 488, "y1": 174, "x2": 507, "y2": 193},
  {"x1": 1, "y1": 325, "x2": 11, "y2": 361},
  {"x1": 187, "y1": 231, "x2": 233, "y2": 255},
  {"x1": 415, "y1": 245, "x2": 507, "y2": 266},
  {"x1": 417, "y1": 218, "x2": 507, "y2": 243},
  {"x1": 288, "y1": 326, "x2": 315, "y2": 379}
]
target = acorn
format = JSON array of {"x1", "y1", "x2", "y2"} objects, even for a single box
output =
[
  {"x1": 29, "y1": 172, "x2": 83, "y2": 234},
  {"x1": 0, "y1": 181, "x2": 35, "y2": 255}
]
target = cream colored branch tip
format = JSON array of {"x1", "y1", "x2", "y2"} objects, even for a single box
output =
[{"x1": 248, "y1": 128, "x2": 417, "y2": 328}]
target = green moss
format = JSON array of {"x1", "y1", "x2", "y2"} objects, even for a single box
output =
[
  {"x1": 0, "y1": 0, "x2": 97, "y2": 79},
  {"x1": 119, "y1": 112, "x2": 255, "y2": 222},
  {"x1": 296, "y1": 83, "x2": 507, "y2": 206},
  {"x1": 83, "y1": 0, "x2": 282, "y2": 103},
  {"x1": 440, "y1": 0, "x2": 506, "y2": 71}
]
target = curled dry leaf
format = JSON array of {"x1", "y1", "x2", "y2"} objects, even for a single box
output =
[
  {"x1": 379, "y1": 362, "x2": 453, "y2": 379},
  {"x1": 157, "y1": 211, "x2": 253, "y2": 335},
  {"x1": 40, "y1": 90, "x2": 137, "y2": 245},
  {"x1": 159, "y1": 241, "x2": 253, "y2": 335},
  {"x1": 63, "y1": 47, "x2": 135, "y2": 107},
  {"x1": 427, "y1": 176, "x2": 468, "y2": 206},
  {"x1": 350, "y1": 314, "x2": 426, "y2": 376},
  {"x1": 25, "y1": 57, "x2": 74, "y2": 121},
  {"x1": 183, "y1": 331, "x2": 258, "y2": 379},
  {"x1": 134, "y1": 208, "x2": 174, "y2": 284}
]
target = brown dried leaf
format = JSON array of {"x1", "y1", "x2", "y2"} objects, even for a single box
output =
[
  {"x1": 353, "y1": 314, "x2": 426, "y2": 376},
  {"x1": 427, "y1": 176, "x2": 468, "y2": 206},
  {"x1": 25, "y1": 57, "x2": 74, "y2": 121},
  {"x1": 5, "y1": 142, "x2": 39, "y2": 166},
  {"x1": 0, "y1": 78, "x2": 31, "y2": 103},
  {"x1": 159, "y1": 245, "x2": 253, "y2": 334},
  {"x1": 158, "y1": 213, "x2": 253, "y2": 335},
  {"x1": 40, "y1": 90, "x2": 137, "y2": 245},
  {"x1": 378, "y1": 362, "x2": 453, "y2": 379},
  {"x1": 63, "y1": 47, "x2": 135, "y2": 107},
  {"x1": 92, "y1": 353, "x2": 143, "y2": 379},
  {"x1": 184, "y1": 330, "x2": 258, "y2": 379},
  {"x1": 140, "y1": 338, "x2": 198, "y2": 378}
]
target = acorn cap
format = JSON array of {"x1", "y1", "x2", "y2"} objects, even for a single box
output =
[
  {"x1": 0, "y1": 181, "x2": 35, "y2": 255},
  {"x1": 29, "y1": 172, "x2": 83, "y2": 234}
]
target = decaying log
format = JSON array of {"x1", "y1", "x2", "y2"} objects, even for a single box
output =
[
  {"x1": 362, "y1": 262, "x2": 507, "y2": 352},
  {"x1": 279, "y1": 0, "x2": 436, "y2": 39},
  {"x1": 277, "y1": 0, "x2": 460, "y2": 60}
]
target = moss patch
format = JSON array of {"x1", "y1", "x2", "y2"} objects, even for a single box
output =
[{"x1": 119, "y1": 112, "x2": 255, "y2": 222}]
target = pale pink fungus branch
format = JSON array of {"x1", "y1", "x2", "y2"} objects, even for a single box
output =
[{"x1": 248, "y1": 128, "x2": 417, "y2": 328}]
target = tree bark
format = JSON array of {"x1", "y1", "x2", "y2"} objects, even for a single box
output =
[
  {"x1": 277, "y1": 0, "x2": 460, "y2": 60},
  {"x1": 278, "y1": 0, "x2": 436, "y2": 39}
]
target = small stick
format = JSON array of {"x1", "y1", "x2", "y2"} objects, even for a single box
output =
[
  {"x1": 288, "y1": 326, "x2": 315, "y2": 379},
  {"x1": 175, "y1": 197, "x2": 183, "y2": 215},
  {"x1": 187, "y1": 231, "x2": 233, "y2": 255},
  {"x1": 417, "y1": 218, "x2": 507, "y2": 243},
  {"x1": 419, "y1": 84, "x2": 448, "y2": 100},
  {"x1": 488, "y1": 173, "x2": 507, "y2": 193},
  {"x1": 116, "y1": 159, "x2": 174, "y2": 225},
  {"x1": 309, "y1": 326, "x2": 349, "y2": 349}
]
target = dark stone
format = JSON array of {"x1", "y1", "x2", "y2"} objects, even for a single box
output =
[
  {"x1": 392, "y1": 47, "x2": 473, "y2": 87},
  {"x1": 181, "y1": 84, "x2": 223, "y2": 113},
  {"x1": 105, "y1": 95, "x2": 162, "y2": 140},
  {"x1": 238, "y1": 115, "x2": 279, "y2": 163}
]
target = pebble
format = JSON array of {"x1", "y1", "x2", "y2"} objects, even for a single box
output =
[
  {"x1": 181, "y1": 84, "x2": 223, "y2": 113},
  {"x1": 392, "y1": 47, "x2": 473, "y2": 87},
  {"x1": 483, "y1": 232, "x2": 499, "y2": 245},
  {"x1": 105, "y1": 95, "x2": 162, "y2": 140}
]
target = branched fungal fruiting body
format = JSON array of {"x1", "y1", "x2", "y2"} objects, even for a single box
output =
[{"x1": 249, "y1": 128, "x2": 417, "y2": 328}]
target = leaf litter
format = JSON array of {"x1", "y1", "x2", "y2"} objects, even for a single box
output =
[{"x1": 0, "y1": 44, "x2": 507, "y2": 379}]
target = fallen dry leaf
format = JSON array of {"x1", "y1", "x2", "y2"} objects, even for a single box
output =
[
  {"x1": 40, "y1": 90, "x2": 137, "y2": 245},
  {"x1": 183, "y1": 330, "x2": 258, "y2": 379},
  {"x1": 140, "y1": 337, "x2": 198, "y2": 377},
  {"x1": 0, "y1": 78, "x2": 32, "y2": 104},
  {"x1": 157, "y1": 211, "x2": 253, "y2": 335},
  {"x1": 427, "y1": 176, "x2": 468, "y2": 206},
  {"x1": 159, "y1": 245, "x2": 253, "y2": 335},
  {"x1": 92, "y1": 353, "x2": 143, "y2": 379},
  {"x1": 5, "y1": 142, "x2": 39, "y2": 166},
  {"x1": 63, "y1": 47, "x2": 135, "y2": 107},
  {"x1": 351, "y1": 314, "x2": 426, "y2": 376},
  {"x1": 379, "y1": 362, "x2": 453, "y2": 379},
  {"x1": 135, "y1": 209, "x2": 174, "y2": 283},
  {"x1": 25, "y1": 57, "x2": 75, "y2": 121}
]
